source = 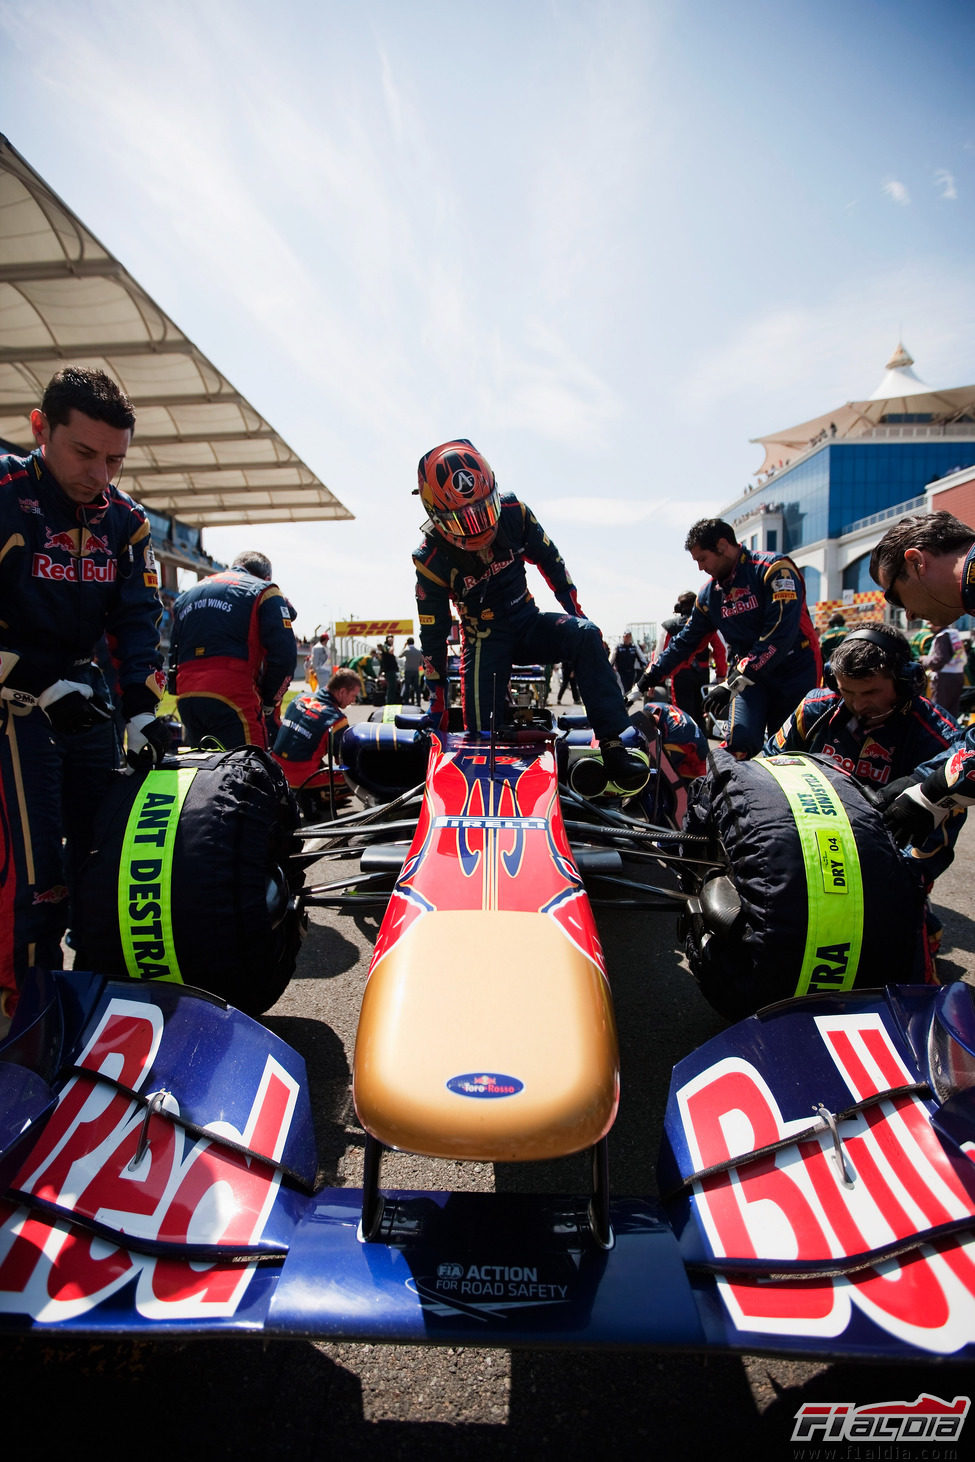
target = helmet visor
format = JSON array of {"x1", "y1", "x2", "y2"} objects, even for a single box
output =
[{"x1": 431, "y1": 487, "x2": 501, "y2": 542}]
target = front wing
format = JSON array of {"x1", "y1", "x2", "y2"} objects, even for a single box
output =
[{"x1": 2, "y1": 970, "x2": 975, "y2": 1359}]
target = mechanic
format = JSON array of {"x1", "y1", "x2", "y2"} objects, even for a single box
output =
[
  {"x1": 911, "y1": 623, "x2": 935, "y2": 662},
  {"x1": 308, "y1": 631, "x2": 330, "y2": 690},
  {"x1": 0, "y1": 366, "x2": 167, "y2": 997},
  {"x1": 347, "y1": 649, "x2": 379, "y2": 699},
  {"x1": 272, "y1": 667, "x2": 360, "y2": 818},
  {"x1": 610, "y1": 631, "x2": 647, "y2": 695},
  {"x1": 401, "y1": 636, "x2": 424, "y2": 704},
  {"x1": 555, "y1": 658, "x2": 581, "y2": 705},
  {"x1": 654, "y1": 591, "x2": 727, "y2": 737},
  {"x1": 818, "y1": 611, "x2": 848, "y2": 661},
  {"x1": 379, "y1": 635, "x2": 401, "y2": 705},
  {"x1": 923, "y1": 619, "x2": 966, "y2": 719},
  {"x1": 171, "y1": 550, "x2": 296, "y2": 749},
  {"x1": 868, "y1": 511, "x2": 975, "y2": 847},
  {"x1": 413, "y1": 439, "x2": 648, "y2": 791},
  {"x1": 764, "y1": 624, "x2": 963, "y2": 907},
  {"x1": 633, "y1": 518, "x2": 821, "y2": 758},
  {"x1": 871, "y1": 509, "x2": 975, "y2": 625}
]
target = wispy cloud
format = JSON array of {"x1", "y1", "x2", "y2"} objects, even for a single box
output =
[
  {"x1": 679, "y1": 306, "x2": 819, "y2": 408},
  {"x1": 535, "y1": 495, "x2": 717, "y2": 527},
  {"x1": 882, "y1": 179, "x2": 910, "y2": 206},
  {"x1": 935, "y1": 168, "x2": 958, "y2": 200},
  {"x1": 678, "y1": 263, "x2": 975, "y2": 428}
]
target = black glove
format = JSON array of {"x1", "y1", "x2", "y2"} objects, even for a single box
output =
[
  {"x1": 878, "y1": 769, "x2": 953, "y2": 847},
  {"x1": 875, "y1": 774, "x2": 919, "y2": 810},
  {"x1": 701, "y1": 680, "x2": 732, "y2": 719},
  {"x1": 125, "y1": 713, "x2": 170, "y2": 769},
  {"x1": 39, "y1": 680, "x2": 113, "y2": 737}
]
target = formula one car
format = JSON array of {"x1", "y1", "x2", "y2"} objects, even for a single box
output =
[
  {"x1": 306, "y1": 704, "x2": 925, "y2": 1014},
  {"x1": 70, "y1": 699, "x2": 928, "y2": 1020},
  {"x1": 1, "y1": 709, "x2": 969, "y2": 1357}
]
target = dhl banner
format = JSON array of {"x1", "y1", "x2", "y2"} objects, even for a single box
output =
[{"x1": 334, "y1": 618, "x2": 414, "y2": 638}]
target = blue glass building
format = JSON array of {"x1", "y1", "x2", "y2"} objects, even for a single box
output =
[{"x1": 720, "y1": 346, "x2": 975, "y2": 615}]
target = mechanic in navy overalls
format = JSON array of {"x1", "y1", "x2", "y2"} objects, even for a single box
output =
[
  {"x1": 273, "y1": 667, "x2": 360, "y2": 818},
  {"x1": 869, "y1": 510, "x2": 975, "y2": 844},
  {"x1": 171, "y1": 551, "x2": 296, "y2": 750},
  {"x1": 412, "y1": 439, "x2": 648, "y2": 792},
  {"x1": 635, "y1": 517, "x2": 822, "y2": 758},
  {"x1": 0, "y1": 367, "x2": 168, "y2": 1000},
  {"x1": 763, "y1": 623, "x2": 963, "y2": 969}
]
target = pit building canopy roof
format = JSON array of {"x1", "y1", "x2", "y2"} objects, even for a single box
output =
[
  {"x1": 0, "y1": 133, "x2": 352, "y2": 529},
  {"x1": 751, "y1": 342, "x2": 975, "y2": 478}
]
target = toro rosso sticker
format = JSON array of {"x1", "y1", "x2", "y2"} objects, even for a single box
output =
[
  {"x1": 0, "y1": 998, "x2": 298, "y2": 1323},
  {"x1": 677, "y1": 1012, "x2": 975, "y2": 1354},
  {"x1": 447, "y1": 1073, "x2": 524, "y2": 1098}
]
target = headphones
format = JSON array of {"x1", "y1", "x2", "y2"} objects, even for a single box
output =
[{"x1": 823, "y1": 626, "x2": 925, "y2": 697}]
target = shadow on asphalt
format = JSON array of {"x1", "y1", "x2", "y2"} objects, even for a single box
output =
[
  {"x1": 7, "y1": 1330, "x2": 973, "y2": 1461},
  {"x1": 290, "y1": 918, "x2": 361, "y2": 983},
  {"x1": 263, "y1": 1012, "x2": 352, "y2": 1183}
]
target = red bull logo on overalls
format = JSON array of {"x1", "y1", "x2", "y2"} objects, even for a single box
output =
[{"x1": 33, "y1": 525, "x2": 117, "y2": 582}]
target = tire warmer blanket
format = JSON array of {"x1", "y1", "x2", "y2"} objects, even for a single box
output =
[
  {"x1": 116, "y1": 767, "x2": 198, "y2": 984},
  {"x1": 753, "y1": 756, "x2": 864, "y2": 997}
]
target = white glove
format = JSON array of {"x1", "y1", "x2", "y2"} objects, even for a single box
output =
[
  {"x1": 125, "y1": 712, "x2": 170, "y2": 769},
  {"x1": 38, "y1": 680, "x2": 111, "y2": 736},
  {"x1": 881, "y1": 765, "x2": 966, "y2": 846},
  {"x1": 38, "y1": 679, "x2": 93, "y2": 710}
]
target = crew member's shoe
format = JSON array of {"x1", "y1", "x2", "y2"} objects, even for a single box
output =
[{"x1": 599, "y1": 733, "x2": 650, "y2": 794}]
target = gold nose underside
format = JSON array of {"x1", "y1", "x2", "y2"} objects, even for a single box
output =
[{"x1": 353, "y1": 909, "x2": 619, "y2": 1162}]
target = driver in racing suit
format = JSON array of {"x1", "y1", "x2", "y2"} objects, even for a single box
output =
[
  {"x1": 413, "y1": 439, "x2": 648, "y2": 791},
  {"x1": 0, "y1": 367, "x2": 167, "y2": 999},
  {"x1": 634, "y1": 518, "x2": 821, "y2": 758}
]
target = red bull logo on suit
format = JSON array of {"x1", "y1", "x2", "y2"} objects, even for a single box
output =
[{"x1": 34, "y1": 525, "x2": 118, "y2": 582}]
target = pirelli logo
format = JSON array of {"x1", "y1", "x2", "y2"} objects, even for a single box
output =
[{"x1": 434, "y1": 816, "x2": 546, "y2": 830}]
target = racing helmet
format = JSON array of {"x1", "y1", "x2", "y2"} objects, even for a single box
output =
[{"x1": 416, "y1": 440, "x2": 501, "y2": 549}]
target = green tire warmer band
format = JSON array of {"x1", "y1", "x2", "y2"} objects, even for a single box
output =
[
  {"x1": 754, "y1": 756, "x2": 865, "y2": 997},
  {"x1": 117, "y1": 767, "x2": 198, "y2": 983}
]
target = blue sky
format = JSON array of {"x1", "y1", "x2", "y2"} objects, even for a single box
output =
[{"x1": 2, "y1": 0, "x2": 974, "y2": 641}]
